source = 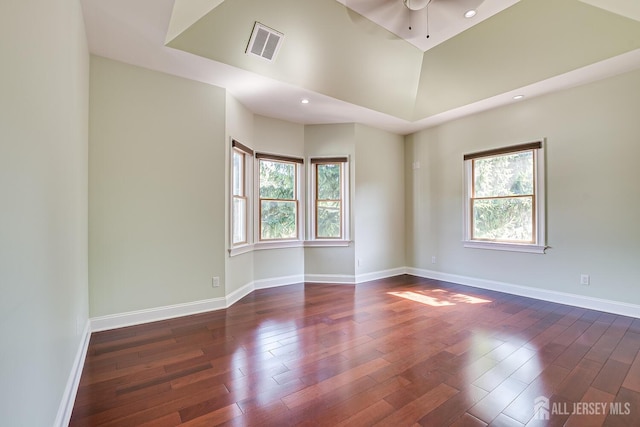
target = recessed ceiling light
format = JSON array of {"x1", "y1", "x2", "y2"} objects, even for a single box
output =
[
  {"x1": 513, "y1": 94, "x2": 525, "y2": 100},
  {"x1": 464, "y1": 9, "x2": 477, "y2": 18},
  {"x1": 301, "y1": 98, "x2": 310, "y2": 104}
]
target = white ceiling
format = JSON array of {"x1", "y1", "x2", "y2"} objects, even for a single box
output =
[{"x1": 82, "y1": 0, "x2": 640, "y2": 135}]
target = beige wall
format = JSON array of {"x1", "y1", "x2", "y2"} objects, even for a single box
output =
[
  {"x1": 304, "y1": 124, "x2": 356, "y2": 277},
  {"x1": 405, "y1": 69, "x2": 640, "y2": 305},
  {"x1": 225, "y1": 94, "x2": 255, "y2": 294},
  {"x1": 355, "y1": 125, "x2": 406, "y2": 275},
  {"x1": 87, "y1": 59, "x2": 407, "y2": 312},
  {"x1": 89, "y1": 56, "x2": 227, "y2": 316},
  {"x1": 0, "y1": 0, "x2": 89, "y2": 425},
  {"x1": 252, "y1": 116, "x2": 306, "y2": 281}
]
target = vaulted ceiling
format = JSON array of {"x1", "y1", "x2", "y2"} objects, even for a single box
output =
[{"x1": 83, "y1": 0, "x2": 640, "y2": 134}]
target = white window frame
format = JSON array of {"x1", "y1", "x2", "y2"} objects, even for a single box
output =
[
  {"x1": 306, "y1": 157, "x2": 350, "y2": 247},
  {"x1": 463, "y1": 140, "x2": 547, "y2": 254},
  {"x1": 229, "y1": 140, "x2": 254, "y2": 257},
  {"x1": 254, "y1": 153, "x2": 304, "y2": 249}
]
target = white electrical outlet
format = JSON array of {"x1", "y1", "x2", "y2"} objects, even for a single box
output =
[
  {"x1": 212, "y1": 277, "x2": 220, "y2": 287},
  {"x1": 580, "y1": 274, "x2": 590, "y2": 286},
  {"x1": 431, "y1": 256, "x2": 437, "y2": 264}
]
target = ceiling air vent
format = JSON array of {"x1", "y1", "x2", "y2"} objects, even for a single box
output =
[{"x1": 246, "y1": 22, "x2": 284, "y2": 62}]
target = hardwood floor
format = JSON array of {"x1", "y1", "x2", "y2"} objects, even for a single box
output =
[{"x1": 70, "y1": 275, "x2": 640, "y2": 426}]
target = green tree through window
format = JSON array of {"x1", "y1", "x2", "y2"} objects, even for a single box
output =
[
  {"x1": 463, "y1": 140, "x2": 546, "y2": 252},
  {"x1": 231, "y1": 140, "x2": 253, "y2": 248},
  {"x1": 316, "y1": 163, "x2": 342, "y2": 238},
  {"x1": 259, "y1": 159, "x2": 298, "y2": 240},
  {"x1": 472, "y1": 150, "x2": 535, "y2": 242},
  {"x1": 232, "y1": 149, "x2": 247, "y2": 244}
]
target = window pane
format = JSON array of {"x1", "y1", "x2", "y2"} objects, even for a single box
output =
[
  {"x1": 317, "y1": 164, "x2": 341, "y2": 200},
  {"x1": 317, "y1": 201, "x2": 341, "y2": 238},
  {"x1": 473, "y1": 197, "x2": 533, "y2": 242},
  {"x1": 261, "y1": 200, "x2": 296, "y2": 239},
  {"x1": 259, "y1": 160, "x2": 294, "y2": 199},
  {"x1": 232, "y1": 151, "x2": 243, "y2": 196},
  {"x1": 474, "y1": 151, "x2": 533, "y2": 198},
  {"x1": 232, "y1": 197, "x2": 246, "y2": 244}
]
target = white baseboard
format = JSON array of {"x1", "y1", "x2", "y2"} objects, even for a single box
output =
[
  {"x1": 54, "y1": 319, "x2": 91, "y2": 427},
  {"x1": 225, "y1": 275, "x2": 307, "y2": 308},
  {"x1": 89, "y1": 270, "x2": 404, "y2": 333},
  {"x1": 305, "y1": 273, "x2": 355, "y2": 284},
  {"x1": 356, "y1": 267, "x2": 408, "y2": 284},
  {"x1": 88, "y1": 266, "x2": 640, "y2": 333},
  {"x1": 254, "y1": 274, "x2": 305, "y2": 290},
  {"x1": 303, "y1": 267, "x2": 409, "y2": 285},
  {"x1": 226, "y1": 281, "x2": 255, "y2": 307},
  {"x1": 90, "y1": 297, "x2": 227, "y2": 332},
  {"x1": 407, "y1": 267, "x2": 640, "y2": 318},
  {"x1": 89, "y1": 275, "x2": 306, "y2": 333}
]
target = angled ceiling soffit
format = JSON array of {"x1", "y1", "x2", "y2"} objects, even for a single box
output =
[
  {"x1": 166, "y1": 0, "x2": 423, "y2": 121},
  {"x1": 166, "y1": 0, "x2": 226, "y2": 44},
  {"x1": 578, "y1": 0, "x2": 640, "y2": 22},
  {"x1": 413, "y1": 0, "x2": 640, "y2": 119},
  {"x1": 164, "y1": 0, "x2": 640, "y2": 124}
]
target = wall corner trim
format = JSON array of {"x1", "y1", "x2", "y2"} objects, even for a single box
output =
[
  {"x1": 54, "y1": 320, "x2": 92, "y2": 427},
  {"x1": 226, "y1": 282, "x2": 256, "y2": 307}
]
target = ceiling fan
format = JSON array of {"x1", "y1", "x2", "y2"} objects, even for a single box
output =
[
  {"x1": 340, "y1": 0, "x2": 486, "y2": 50},
  {"x1": 403, "y1": 0, "x2": 485, "y2": 37}
]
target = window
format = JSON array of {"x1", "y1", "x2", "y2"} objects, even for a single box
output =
[
  {"x1": 310, "y1": 157, "x2": 348, "y2": 240},
  {"x1": 463, "y1": 141, "x2": 546, "y2": 253},
  {"x1": 257, "y1": 153, "x2": 303, "y2": 241},
  {"x1": 231, "y1": 140, "x2": 253, "y2": 247}
]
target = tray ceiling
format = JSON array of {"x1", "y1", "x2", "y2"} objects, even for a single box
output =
[{"x1": 83, "y1": 0, "x2": 640, "y2": 134}]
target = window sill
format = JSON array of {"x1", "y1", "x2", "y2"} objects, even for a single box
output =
[
  {"x1": 304, "y1": 240, "x2": 351, "y2": 248},
  {"x1": 463, "y1": 240, "x2": 547, "y2": 254},
  {"x1": 229, "y1": 239, "x2": 352, "y2": 256},
  {"x1": 229, "y1": 244, "x2": 254, "y2": 257},
  {"x1": 254, "y1": 240, "x2": 303, "y2": 251}
]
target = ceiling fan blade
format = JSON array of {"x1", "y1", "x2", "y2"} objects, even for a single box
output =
[
  {"x1": 343, "y1": 0, "x2": 399, "y2": 17},
  {"x1": 403, "y1": 0, "x2": 431, "y2": 11},
  {"x1": 341, "y1": 0, "x2": 413, "y2": 40}
]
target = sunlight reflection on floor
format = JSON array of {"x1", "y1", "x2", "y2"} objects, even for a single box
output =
[{"x1": 388, "y1": 289, "x2": 492, "y2": 307}]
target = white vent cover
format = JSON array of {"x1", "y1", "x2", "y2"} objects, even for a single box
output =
[{"x1": 246, "y1": 22, "x2": 284, "y2": 61}]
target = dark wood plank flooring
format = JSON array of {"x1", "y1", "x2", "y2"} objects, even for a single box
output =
[{"x1": 70, "y1": 275, "x2": 640, "y2": 426}]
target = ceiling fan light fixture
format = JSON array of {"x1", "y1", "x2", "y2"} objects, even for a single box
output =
[
  {"x1": 464, "y1": 9, "x2": 477, "y2": 18},
  {"x1": 403, "y1": 0, "x2": 431, "y2": 11}
]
